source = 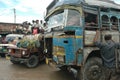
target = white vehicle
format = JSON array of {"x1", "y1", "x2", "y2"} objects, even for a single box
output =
[{"x1": 5, "y1": 34, "x2": 24, "y2": 43}]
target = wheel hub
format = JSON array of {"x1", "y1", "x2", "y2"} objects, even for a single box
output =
[
  {"x1": 88, "y1": 65, "x2": 102, "y2": 80},
  {"x1": 29, "y1": 58, "x2": 35, "y2": 65}
]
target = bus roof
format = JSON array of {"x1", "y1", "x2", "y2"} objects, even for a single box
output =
[
  {"x1": 47, "y1": 0, "x2": 120, "y2": 12},
  {"x1": 85, "y1": 0, "x2": 120, "y2": 9}
]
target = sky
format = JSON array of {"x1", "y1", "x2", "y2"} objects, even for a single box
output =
[
  {"x1": 0, "y1": 0, "x2": 53, "y2": 23},
  {"x1": 0, "y1": 0, "x2": 120, "y2": 24},
  {"x1": 114, "y1": 0, "x2": 120, "y2": 3}
]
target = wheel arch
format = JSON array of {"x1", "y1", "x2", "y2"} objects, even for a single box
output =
[
  {"x1": 30, "y1": 52, "x2": 45, "y2": 61},
  {"x1": 84, "y1": 50, "x2": 102, "y2": 64}
]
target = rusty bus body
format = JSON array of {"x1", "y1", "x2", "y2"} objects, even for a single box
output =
[{"x1": 44, "y1": 0, "x2": 120, "y2": 80}]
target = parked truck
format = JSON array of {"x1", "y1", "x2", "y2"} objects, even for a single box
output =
[
  {"x1": 8, "y1": 34, "x2": 45, "y2": 68},
  {"x1": 44, "y1": 0, "x2": 120, "y2": 80}
]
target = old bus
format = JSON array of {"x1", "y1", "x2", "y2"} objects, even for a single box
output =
[{"x1": 44, "y1": 0, "x2": 120, "y2": 80}]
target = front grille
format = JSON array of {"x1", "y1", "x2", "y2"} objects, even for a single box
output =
[
  {"x1": 10, "y1": 49, "x2": 22, "y2": 57},
  {"x1": 15, "y1": 50, "x2": 21, "y2": 54},
  {"x1": 10, "y1": 49, "x2": 21, "y2": 54}
]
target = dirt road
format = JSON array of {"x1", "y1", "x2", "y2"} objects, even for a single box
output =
[{"x1": 0, "y1": 58, "x2": 74, "y2": 80}]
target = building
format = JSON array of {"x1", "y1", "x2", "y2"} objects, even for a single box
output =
[{"x1": 0, "y1": 22, "x2": 22, "y2": 35}]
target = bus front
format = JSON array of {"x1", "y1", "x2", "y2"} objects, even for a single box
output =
[{"x1": 45, "y1": 0, "x2": 83, "y2": 69}]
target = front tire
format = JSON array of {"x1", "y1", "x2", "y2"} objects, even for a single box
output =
[
  {"x1": 26, "y1": 55, "x2": 39, "y2": 68},
  {"x1": 81, "y1": 57, "x2": 105, "y2": 80}
]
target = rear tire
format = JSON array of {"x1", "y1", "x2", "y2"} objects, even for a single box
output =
[{"x1": 26, "y1": 55, "x2": 39, "y2": 68}]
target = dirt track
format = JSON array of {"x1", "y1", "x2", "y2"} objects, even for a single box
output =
[
  {"x1": 1, "y1": 57, "x2": 120, "y2": 80},
  {"x1": 0, "y1": 58, "x2": 74, "y2": 80}
]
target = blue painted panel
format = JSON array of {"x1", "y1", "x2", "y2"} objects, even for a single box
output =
[
  {"x1": 75, "y1": 29, "x2": 83, "y2": 35},
  {"x1": 53, "y1": 37, "x2": 75, "y2": 64},
  {"x1": 53, "y1": 29, "x2": 83, "y2": 65},
  {"x1": 64, "y1": 26, "x2": 82, "y2": 32}
]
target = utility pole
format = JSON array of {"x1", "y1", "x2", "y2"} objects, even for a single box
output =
[{"x1": 13, "y1": 8, "x2": 16, "y2": 23}]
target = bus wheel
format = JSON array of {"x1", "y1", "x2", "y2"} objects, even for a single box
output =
[
  {"x1": 26, "y1": 55, "x2": 39, "y2": 68},
  {"x1": 82, "y1": 57, "x2": 105, "y2": 80}
]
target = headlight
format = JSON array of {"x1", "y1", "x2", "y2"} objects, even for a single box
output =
[
  {"x1": 22, "y1": 51, "x2": 26, "y2": 55},
  {"x1": 0, "y1": 47, "x2": 2, "y2": 49},
  {"x1": 8, "y1": 49, "x2": 11, "y2": 53},
  {"x1": 44, "y1": 49, "x2": 48, "y2": 53}
]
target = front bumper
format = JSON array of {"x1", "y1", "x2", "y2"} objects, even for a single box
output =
[
  {"x1": 10, "y1": 56, "x2": 28, "y2": 64},
  {"x1": 45, "y1": 57, "x2": 64, "y2": 68},
  {"x1": 45, "y1": 58, "x2": 57, "y2": 67}
]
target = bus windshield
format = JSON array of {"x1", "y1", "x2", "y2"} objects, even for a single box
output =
[
  {"x1": 45, "y1": 9, "x2": 81, "y2": 32},
  {"x1": 66, "y1": 9, "x2": 81, "y2": 26},
  {"x1": 47, "y1": 10, "x2": 64, "y2": 29}
]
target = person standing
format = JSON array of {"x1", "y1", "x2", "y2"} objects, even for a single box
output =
[
  {"x1": 35, "y1": 20, "x2": 44, "y2": 33},
  {"x1": 31, "y1": 20, "x2": 36, "y2": 34},
  {"x1": 93, "y1": 30, "x2": 120, "y2": 80},
  {"x1": 27, "y1": 23, "x2": 32, "y2": 34},
  {"x1": 32, "y1": 20, "x2": 36, "y2": 27},
  {"x1": 39, "y1": 20, "x2": 44, "y2": 33},
  {"x1": 32, "y1": 20, "x2": 39, "y2": 34}
]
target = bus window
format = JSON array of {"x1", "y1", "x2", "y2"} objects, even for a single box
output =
[
  {"x1": 101, "y1": 15, "x2": 109, "y2": 30},
  {"x1": 85, "y1": 12, "x2": 98, "y2": 30},
  {"x1": 110, "y1": 16, "x2": 118, "y2": 30},
  {"x1": 47, "y1": 10, "x2": 64, "y2": 28},
  {"x1": 66, "y1": 10, "x2": 81, "y2": 26}
]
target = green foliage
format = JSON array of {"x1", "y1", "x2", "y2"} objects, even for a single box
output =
[{"x1": 17, "y1": 38, "x2": 40, "y2": 49}]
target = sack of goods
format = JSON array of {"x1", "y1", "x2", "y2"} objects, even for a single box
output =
[{"x1": 17, "y1": 34, "x2": 41, "y2": 49}]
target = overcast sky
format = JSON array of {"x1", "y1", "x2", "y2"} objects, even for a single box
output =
[
  {"x1": 0, "y1": 0, "x2": 53, "y2": 23},
  {"x1": 114, "y1": 0, "x2": 120, "y2": 3},
  {"x1": 0, "y1": 0, "x2": 120, "y2": 23}
]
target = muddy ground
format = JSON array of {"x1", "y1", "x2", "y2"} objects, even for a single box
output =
[
  {"x1": 0, "y1": 57, "x2": 120, "y2": 80},
  {"x1": 0, "y1": 58, "x2": 74, "y2": 80}
]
